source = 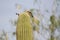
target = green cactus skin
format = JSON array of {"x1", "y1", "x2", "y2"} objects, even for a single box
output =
[{"x1": 16, "y1": 12, "x2": 33, "y2": 40}]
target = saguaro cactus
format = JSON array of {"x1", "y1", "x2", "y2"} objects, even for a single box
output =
[{"x1": 16, "y1": 11, "x2": 33, "y2": 40}]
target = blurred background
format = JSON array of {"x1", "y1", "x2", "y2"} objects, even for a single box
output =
[{"x1": 0, "y1": 0, "x2": 60, "y2": 40}]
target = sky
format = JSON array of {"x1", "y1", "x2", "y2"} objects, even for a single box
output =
[
  {"x1": 0, "y1": 0, "x2": 58, "y2": 40},
  {"x1": 0, "y1": 0, "x2": 53, "y2": 31}
]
